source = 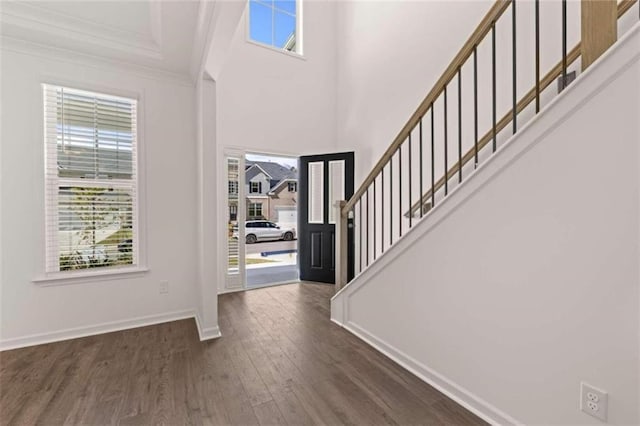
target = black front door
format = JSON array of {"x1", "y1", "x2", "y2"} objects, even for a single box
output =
[{"x1": 298, "y1": 152, "x2": 354, "y2": 283}]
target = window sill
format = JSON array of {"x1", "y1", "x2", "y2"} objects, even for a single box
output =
[
  {"x1": 246, "y1": 39, "x2": 306, "y2": 61},
  {"x1": 33, "y1": 266, "x2": 149, "y2": 286}
]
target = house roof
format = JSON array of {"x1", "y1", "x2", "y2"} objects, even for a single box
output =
[
  {"x1": 245, "y1": 161, "x2": 297, "y2": 189},
  {"x1": 268, "y1": 178, "x2": 297, "y2": 195},
  {"x1": 245, "y1": 163, "x2": 272, "y2": 181}
]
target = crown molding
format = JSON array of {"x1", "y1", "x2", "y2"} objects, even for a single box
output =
[
  {"x1": 1, "y1": 35, "x2": 193, "y2": 87},
  {"x1": 0, "y1": 2, "x2": 163, "y2": 60}
]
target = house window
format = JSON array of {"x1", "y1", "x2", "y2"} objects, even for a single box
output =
[
  {"x1": 250, "y1": 181, "x2": 262, "y2": 193},
  {"x1": 248, "y1": 0, "x2": 301, "y2": 54},
  {"x1": 229, "y1": 204, "x2": 238, "y2": 221},
  {"x1": 43, "y1": 84, "x2": 139, "y2": 274},
  {"x1": 288, "y1": 181, "x2": 297, "y2": 192},
  {"x1": 248, "y1": 202, "x2": 263, "y2": 218},
  {"x1": 228, "y1": 180, "x2": 238, "y2": 195}
]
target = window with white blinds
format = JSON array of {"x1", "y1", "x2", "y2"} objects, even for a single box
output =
[{"x1": 43, "y1": 84, "x2": 139, "y2": 274}]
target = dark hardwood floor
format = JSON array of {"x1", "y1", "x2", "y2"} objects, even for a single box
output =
[{"x1": 0, "y1": 283, "x2": 486, "y2": 425}]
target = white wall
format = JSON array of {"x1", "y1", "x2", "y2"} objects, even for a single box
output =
[
  {"x1": 0, "y1": 46, "x2": 200, "y2": 348},
  {"x1": 216, "y1": 0, "x2": 338, "y2": 157},
  {"x1": 336, "y1": 0, "x2": 490, "y2": 182},
  {"x1": 332, "y1": 25, "x2": 640, "y2": 425},
  {"x1": 214, "y1": 0, "x2": 339, "y2": 293},
  {"x1": 335, "y1": 0, "x2": 586, "y2": 186}
]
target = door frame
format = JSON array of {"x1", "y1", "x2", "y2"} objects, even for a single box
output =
[{"x1": 219, "y1": 147, "x2": 302, "y2": 293}]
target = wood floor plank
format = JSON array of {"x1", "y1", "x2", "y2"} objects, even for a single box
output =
[
  {"x1": 252, "y1": 399, "x2": 288, "y2": 426},
  {"x1": 116, "y1": 326, "x2": 156, "y2": 420},
  {"x1": 271, "y1": 390, "x2": 315, "y2": 426},
  {"x1": 0, "y1": 283, "x2": 487, "y2": 426},
  {"x1": 206, "y1": 340, "x2": 260, "y2": 425},
  {"x1": 288, "y1": 381, "x2": 345, "y2": 426},
  {"x1": 226, "y1": 338, "x2": 273, "y2": 407},
  {"x1": 37, "y1": 339, "x2": 102, "y2": 425},
  {"x1": 197, "y1": 340, "x2": 233, "y2": 425}
]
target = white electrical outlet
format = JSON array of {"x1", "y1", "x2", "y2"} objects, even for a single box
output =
[
  {"x1": 580, "y1": 382, "x2": 608, "y2": 421},
  {"x1": 159, "y1": 281, "x2": 169, "y2": 294}
]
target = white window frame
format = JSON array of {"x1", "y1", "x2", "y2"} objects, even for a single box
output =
[
  {"x1": 35, "y1": 82, "x2": 148, "y2": 285},
  {"x1": 246, "y1": 0, "x2": 305, "y2": 59},
  {"x1": 248, "y1": 202, "x2": 263, "y2": 218}
]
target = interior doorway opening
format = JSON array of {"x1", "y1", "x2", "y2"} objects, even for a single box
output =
[{"x1": 225, "y1": 151, "x2": 299, "y2": 290}]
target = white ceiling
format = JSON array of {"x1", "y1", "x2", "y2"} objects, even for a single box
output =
[{"x1": 0, "y1": 0, "x2": 212, "y2": 81}]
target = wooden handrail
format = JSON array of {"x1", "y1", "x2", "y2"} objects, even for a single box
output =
[
  {"x1": 407, "y1": 0, "x2": 636, "y2": 215},
  {"x1": 618, "y1": 0, "x2": 637, "y2": 17},
  {"x1": 342, "y1": 0, "x2": 512, "y2": 216}
]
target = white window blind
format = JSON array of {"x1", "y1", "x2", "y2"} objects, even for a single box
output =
[{"x1": 43, "y1": 84, "x2": 139, "y2": 274}]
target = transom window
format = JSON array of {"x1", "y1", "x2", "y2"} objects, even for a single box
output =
[
  {"x1": 43, "y1": 84, "x2": 139, "y2": 274},
  {"x1": 248, "y1": 0, "x2": 301, "y2": 54}
]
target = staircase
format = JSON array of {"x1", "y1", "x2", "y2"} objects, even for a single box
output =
[{"x1": 331, "y1": 1, "x2": 640, "y2": 424}]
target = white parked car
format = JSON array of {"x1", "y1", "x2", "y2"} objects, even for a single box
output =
[{"x1": 233, "y1": 220, "x2": 296, "y2": 244}]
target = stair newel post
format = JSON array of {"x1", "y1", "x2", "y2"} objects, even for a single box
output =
[
  {"x1": 581, "y1": 0, "x2": 617, "y2": 71},
  {"x1": 335, "y1": 200, "x2": 348, "y2": 292}
]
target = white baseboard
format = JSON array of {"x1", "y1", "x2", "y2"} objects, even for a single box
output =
[
  {"x1": 0, "y1": 309, "x2": 224, "y2": 351},
  {"x1": 0, "y1": 309, "x2": 198, "y2": 351},
  {"x1": 218, "y1": 286, "x2": 245, "y2": 295},
  {"x1": 341, "y1": 320, "x2": 522, "y2": 426},
  {"x1": 330, "y1": 317, "x2": 343, "y2": 327},
  {"x1": 194, "y1": 314, "x2": 222, "y2": 341}
]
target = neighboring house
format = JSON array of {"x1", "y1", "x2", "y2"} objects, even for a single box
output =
[
  {"x1": 267, "y1": 178, "x2": 298, "y2": 226},
  {"x1": 228, "y1": 160, "x2": 298, "y2": 223}
]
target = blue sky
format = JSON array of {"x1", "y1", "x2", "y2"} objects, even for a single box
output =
[{"x1": 249, "y1": 0, "x2": 296, "y2": 48}]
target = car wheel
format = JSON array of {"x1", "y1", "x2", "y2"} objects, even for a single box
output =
[
  {"x1": 246, "y1": 234, "x2": 257, "y2": 244},
  {"x1": 283, "y1": 232, "x2": 294, "y2": 241}
]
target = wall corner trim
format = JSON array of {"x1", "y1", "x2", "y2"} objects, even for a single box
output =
[{"x1": 194, "y1": 314, "x2": 222, "y2": 341}]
